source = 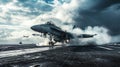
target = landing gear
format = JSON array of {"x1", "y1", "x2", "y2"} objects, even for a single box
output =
[
  {"x1": 49, "y1": 35, "x2": 55, "y2": 47},
  {"x1": 49, "y1": 41, "x2": 54, "y2": 46}
]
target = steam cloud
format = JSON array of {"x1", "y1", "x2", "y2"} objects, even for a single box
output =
[{"x1": 32, "y1": 0, "x2": 112, "y2": 45}]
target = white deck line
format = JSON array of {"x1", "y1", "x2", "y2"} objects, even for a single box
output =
[
  {"x1": 98, "y1": 46, "x2": 113, "y2": 51},
  {"x1": 0, "y1": 47, "x2": 49, "y2": 58}
]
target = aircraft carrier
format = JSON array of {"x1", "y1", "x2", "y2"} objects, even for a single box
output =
[{"x1": 0, "y1": 43, "x2": 120, "y2": 67}]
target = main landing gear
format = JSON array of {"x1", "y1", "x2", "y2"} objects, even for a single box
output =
[
  {"x1": 49, "y1": 41, "x2": 54, "y2": 46},
  {"x1": 48, "y1": 35, "x2": 55, "y2": 47}
]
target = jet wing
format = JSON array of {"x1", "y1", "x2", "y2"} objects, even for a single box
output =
[
  {"x1": 77, "y1": 34, "x2": 97, "y2": 38},
  {"x1": 50, "y1": 27, "x2": 74, "y2": 39},
  {"x1": 50, "y1": 27, "x2": 66, "y2": 34}
]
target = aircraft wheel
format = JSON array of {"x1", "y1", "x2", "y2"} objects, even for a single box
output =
[{"x1": 49, "y1": 41, "x2": 54, "y2": 46}]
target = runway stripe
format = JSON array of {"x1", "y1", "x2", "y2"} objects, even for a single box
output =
[
  {"x1": 0, "y1": 47, "x2": 50, "y2": 58},
  {"x1": 108, "y1": 46, "x2": 120, "y2": 49},
  {"x1": 98, "y1": 46, "x2": 113, "y2": 51}
]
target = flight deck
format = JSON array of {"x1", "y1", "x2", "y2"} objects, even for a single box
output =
[{"x1": 0, "y1": 43, "x2": 120, "y2": 67}]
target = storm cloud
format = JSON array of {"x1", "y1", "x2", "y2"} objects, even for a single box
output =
[{"x1": 74, "y1": 0, "x2": 120, "y2": 35}]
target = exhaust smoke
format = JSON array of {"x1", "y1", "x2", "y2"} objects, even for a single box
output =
[{"x1": 70, "y1": 26, "x2": 111, "y2": 45}]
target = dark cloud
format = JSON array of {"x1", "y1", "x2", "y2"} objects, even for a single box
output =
[
  {"x1": 74, "y1": 0, "x2": 120, "y2": 35},
  {"x1": 44, "y1": 0, "x2": 54, "y2": 3},
  {"x1": 89, "y1": 0, "x2": 120, "y2": 10},
  {"x1": 17, "y1": 0, "x2": 53, "y2": 12},
  {"x1": 18, "y1": 0, "x2": 31, "y2": 3},
  {"x1": 101, "y1": 0, "x2": 120, "y2": 8},
  {"x1": 0, "y1": 0, "x2": 12, "y2": 4}
]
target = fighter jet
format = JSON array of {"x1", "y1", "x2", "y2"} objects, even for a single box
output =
[{"x1": 31, "y1": 21, "x2": 97, "y2": 46}]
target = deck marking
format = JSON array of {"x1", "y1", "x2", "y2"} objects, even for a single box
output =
[{"x1": 98, "y1": 46, "x2": 113, "y2": 51}]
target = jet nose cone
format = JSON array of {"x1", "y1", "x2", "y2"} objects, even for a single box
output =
[{"x1": 31, "y1": 25, "x2": 36, "y2": 30}]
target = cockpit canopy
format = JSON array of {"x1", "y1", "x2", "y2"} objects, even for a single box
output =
[{"x1": 46, "y1": 21, "x2": 55, "y2": 25}]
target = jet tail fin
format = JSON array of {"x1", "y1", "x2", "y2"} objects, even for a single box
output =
[{"x1": 73, "y1": 25, "x2": 77, "y2": 29}]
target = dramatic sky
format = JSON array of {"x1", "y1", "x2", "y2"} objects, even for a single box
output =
[{"x1": 0, "y1": 0, "x2": 120, "y2": 44}]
